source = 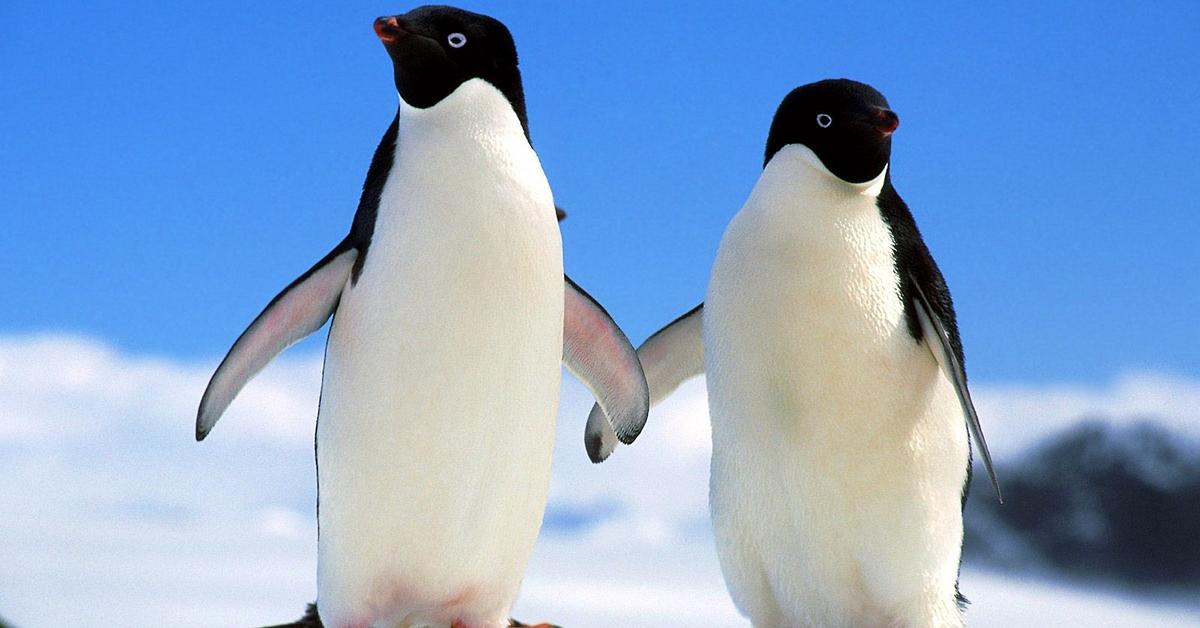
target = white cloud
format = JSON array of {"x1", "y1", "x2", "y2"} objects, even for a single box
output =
[
  {"x1": 0, "y1": 333, "x2": 321, "y2": 447},
  {"x1": 973, "y1": 372, "x2": 1200, "y2": 457},
  {"x1": 0, "y1": 333, "x2": 1195, "y2": 627},
  {"x1": 0, "y1": 334, "x2": 321, "y2": 627}
]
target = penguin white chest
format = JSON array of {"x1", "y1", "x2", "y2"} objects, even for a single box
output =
[
  {"x1": 705, "y1": 146, "x2": 968, "y2": 626},
  {"x1": 314, "y1": 80, "x2": 563, "y2": 627}
]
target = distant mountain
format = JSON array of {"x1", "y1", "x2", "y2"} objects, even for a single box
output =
[{"x1": 963, "y1": 418, "x2": 1200, "y2": 589}]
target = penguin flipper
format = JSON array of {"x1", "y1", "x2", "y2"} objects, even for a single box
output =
[
  {"x1": 196, "y1": 243, "x2": 358, "y2": 441},
  {"x1": 909, "y1": 273, "x2": 1002, "y2": 503},
  {"x1": 638, "y1": 303, "x2": 705, "y2": 406},
  {"x1": 562, "y1": 275, "x2": 649, "y2": 461},
  {"x1": 584, "y1": 303, "x2": 705, "y2": 462}
]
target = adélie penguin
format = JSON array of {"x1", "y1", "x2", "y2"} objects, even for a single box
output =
[
  {"x1": 195, "y1": 7, "x2": 648, "y2": 628},
  {"x1": 588, "y1": 79, "x2": 1001, "y2": 626}
]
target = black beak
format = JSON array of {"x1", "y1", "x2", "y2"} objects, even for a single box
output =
[
  {"x1": 374, "y1": 16, "x2": 409, "y2": 44},
  {"x1": 872, "y1": 109, "x2": 899, "y2": 136}
]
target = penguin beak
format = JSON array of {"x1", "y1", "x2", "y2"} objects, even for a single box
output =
[
  {"x1": 872, "y1": 109, "x2": 900, "y2": 136},
  {"x1": 374, "y1": 16, "x2": 409, "y2": 44}
]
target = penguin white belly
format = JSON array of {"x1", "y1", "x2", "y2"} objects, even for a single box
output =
[
  {"x1": 315, "y1": 80, "x2": 562, "y2": 628},
  {"x1": 705, "y1": 146, "x2": 969, "y2": 627}
]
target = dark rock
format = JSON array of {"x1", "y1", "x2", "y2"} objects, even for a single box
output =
[{"x1": 964, "y1": 418, "x2": 1200, "y2": 589}]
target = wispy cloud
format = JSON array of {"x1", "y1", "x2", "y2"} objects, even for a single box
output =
[
  {"x1": 973, "y1": 372, "x2": 1200, "y2": 457},
  {"x1": 0, "y1": 333, "x2": 1195, "y2": 627}
]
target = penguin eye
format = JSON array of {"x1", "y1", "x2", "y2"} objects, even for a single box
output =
[
  {"x1": 816, "y1": 113, "x2": 833, "y2": 129},
  {"x1": 447, "y1": 32, "x2": 467, "y2": 48}
]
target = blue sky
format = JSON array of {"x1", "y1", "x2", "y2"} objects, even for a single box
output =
[{"x1": 2, "y1": 2, "x2": 1198, "y2": 384}]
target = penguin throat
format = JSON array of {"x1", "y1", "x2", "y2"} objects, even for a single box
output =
[
  {"x1": 396, "y1": 78, "x2": 528, "y2": 147},
  {"x1": 789, "y1": 144, "x2": 888, "y2": 197}
]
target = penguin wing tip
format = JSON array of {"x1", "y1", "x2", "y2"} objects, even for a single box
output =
[
  {"x1": 585, "y1": 403, "x2": 617, "y2": 463},
  {"x1": 195, "y1": 406, "x2": 215, "y2": 442},
  {"x1": 613, "y1": 398, "x2": 649, "y2": 445},
  {"x1": 585, "y1": 443, "x2": 610, "y2": 464},
  {"x1": 614, "y1": 420, "x2": 642, "y2": 445}
]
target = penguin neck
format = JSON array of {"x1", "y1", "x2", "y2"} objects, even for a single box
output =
[
  {"x1": 397, "y1": 78, "x2": 531, "y2": 153},
  {"x1": 744, "y1": 144, "x2": 889, "y2": 243},
  {"x1": 774, "y1": 144, "x2": 888, "y2": 198},
  {"x1": 359, "y1": 76, "x2": 554, "y2": 275}
]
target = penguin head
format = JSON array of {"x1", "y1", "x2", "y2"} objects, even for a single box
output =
[
  {"x1": 763, "y1": 79, "x2": 899, "y2": 184},
  {"x1": 374, "y1": 6, "x2": 526, "y2": 124}
]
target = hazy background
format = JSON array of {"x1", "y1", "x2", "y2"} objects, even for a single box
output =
[{"x1": 2, "y1": 2, "x2": 1198, "y2": 626}]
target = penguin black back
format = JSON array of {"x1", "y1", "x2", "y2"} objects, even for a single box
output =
[
  {"x1": 764, "y1": 79, "x2": 899, "y2": 184},
  {"x1": 878, "y1": 178, "x2": 1000, "y2": 505},
  {"x1": 878, "y1": 181, "x2": 965, "y2": 367}
]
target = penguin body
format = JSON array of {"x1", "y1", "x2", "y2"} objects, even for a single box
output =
[
  {"x1": 595, "y1": 80, "x2": 999, "y2": 626},
  {"x1": 197, "y1": 8, "x2": 648, "y2": 628},
  {"x1": 706, "y1": 144, "x2": 968, "y2": 627},
  {"x1": 315, "y1": 77, "x2": 561, "y2": 628}
]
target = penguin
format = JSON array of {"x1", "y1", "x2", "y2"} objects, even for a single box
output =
[
  {"x1": 196, "y1": 7, "x2": 649, "y2": 628},
  {"x1": 587, "y1": 79, "x2": 1001, "y2": 626}
]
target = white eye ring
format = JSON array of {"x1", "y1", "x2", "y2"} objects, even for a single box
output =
[
  {"x1": 816, "y1": 113, "x2": 833, "y2": 128},
  {"x1": 447, "y1": 32, "x2": 467, "y2": 48}
]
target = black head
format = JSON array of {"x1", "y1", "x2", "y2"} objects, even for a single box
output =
[
  {"x1": 374, "y1": 6, "x2": 527, "y2": 133},
  {"x1": 763, "y1": 79, "x2": 899, "y2": 184}
]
